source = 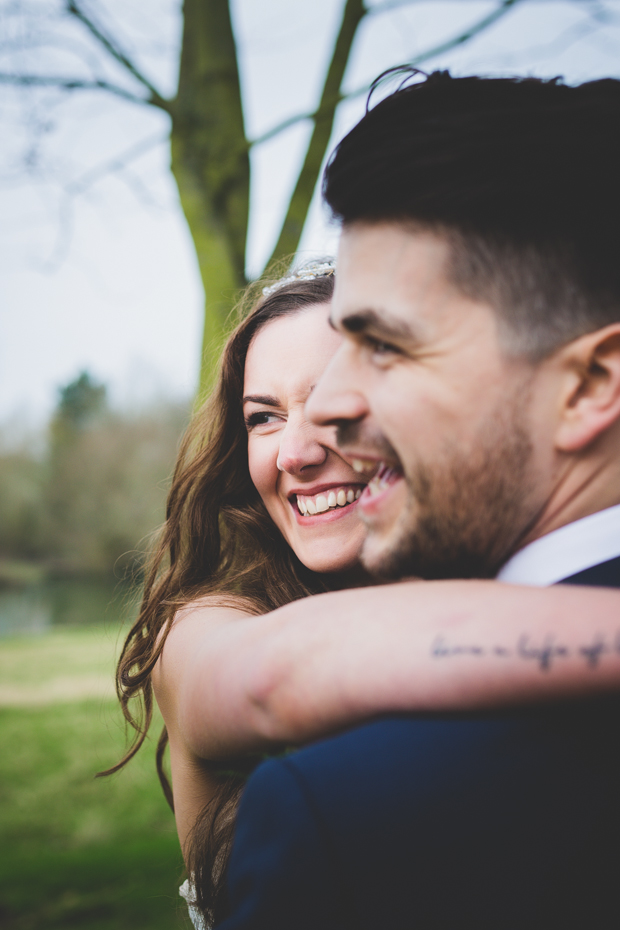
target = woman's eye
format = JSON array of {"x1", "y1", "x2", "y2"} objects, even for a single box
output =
[{"x1": 245, "y1": 411, "x2": 281, "y2": 429}]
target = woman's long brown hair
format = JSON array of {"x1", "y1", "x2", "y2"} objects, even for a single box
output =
[{"x1": 100, "y1": 271, "x2": 336, "y2": 926}]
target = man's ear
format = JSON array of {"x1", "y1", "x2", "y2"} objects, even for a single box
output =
[{"x1": 555, "y1": 324, "x2": 620, "y2": 452}]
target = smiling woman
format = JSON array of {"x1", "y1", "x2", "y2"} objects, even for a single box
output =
[
  {"x1": 244, "y1": 302, "x2": 366, "y2": 574},
  {"x1": 102, "y1": 265, "x2": 352, "y2": 927}
]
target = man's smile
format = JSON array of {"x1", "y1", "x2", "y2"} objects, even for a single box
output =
[{"x1": 358, "y1": 462, "x2": 406, "y2": 519}]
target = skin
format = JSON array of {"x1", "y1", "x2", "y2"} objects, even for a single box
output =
[
  {"x1": 191, "y1": 581, "x2": 620, "y2": 750},
  {"x1": 244, "y1": 304, "x2": 366, "y2": 574},
  {"x1": 154, "y1": 282, "x2": 620, "y2": 854},
  {"x1": 306, "y1": 222, "x2": 620, "y2": 577},
  {"x1": 155, "y1": 304, "x2": 368, "y2": 849}
]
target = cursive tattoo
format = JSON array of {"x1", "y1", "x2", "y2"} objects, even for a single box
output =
[{"x1": 431, "y1": 632, "x2": 620, "y2": 671}]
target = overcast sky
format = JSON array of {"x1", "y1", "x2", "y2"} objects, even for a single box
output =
[{"x1": 1, "y1": 0, "x2": 619, "y2": 431}]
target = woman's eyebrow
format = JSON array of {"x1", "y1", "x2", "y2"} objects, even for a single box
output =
[{"x1": 242, "y1": 394, "x2": 280, "y2": 407}]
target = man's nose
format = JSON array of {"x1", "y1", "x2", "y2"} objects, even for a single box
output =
[
  {"x1": 306, "y1": 342, "x2": 368, "y2": 427},
  {"x1": 276, "y1": 420, "x2": 328, "y2": 475}
]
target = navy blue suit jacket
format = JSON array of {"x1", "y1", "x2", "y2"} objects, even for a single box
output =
[{"x1": 216, "y1": 558, "x2": 620, "y2": 930}]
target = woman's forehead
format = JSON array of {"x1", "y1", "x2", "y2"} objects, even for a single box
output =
[{"x1": 244, "y1": 303, "x2": 340, "y2": 399}]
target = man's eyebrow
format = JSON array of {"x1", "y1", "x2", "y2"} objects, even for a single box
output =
[
  {"x1": 242, "y1": 394, "x2": 280, "y2": 407},
  {"x1": 334, "y1": 309, "x2": 417, "y2": 342}
]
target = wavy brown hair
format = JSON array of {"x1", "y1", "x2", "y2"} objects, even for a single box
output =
[{"x1": 100, "y1": 270, "x2": 336, "y2": 926}]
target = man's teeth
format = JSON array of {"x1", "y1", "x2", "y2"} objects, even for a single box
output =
[
  {"x1": 352, "y1": 458, "x2": 376, "y2": 474},
  {"x1": 297, "y1": 487, "x2": 361, "y2": 516},
  {"x1": 366, "y1": 462, "x2": 399, "y2": 495}
]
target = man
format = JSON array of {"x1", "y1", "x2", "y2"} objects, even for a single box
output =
[{"x1": 216, "y1": 73, "x2": 620, "y2": 928}]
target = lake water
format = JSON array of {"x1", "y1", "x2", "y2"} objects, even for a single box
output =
[{"x1": 0, "y1": 578, "x2": 139, "y2": 638}]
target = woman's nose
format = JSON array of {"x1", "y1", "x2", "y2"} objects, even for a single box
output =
[{"x1": 276, "y1": 420, "x2": 328, "y2": 475}]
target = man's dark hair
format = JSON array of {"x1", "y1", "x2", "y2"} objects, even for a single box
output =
[{"x1": 323, "y1": 72, "x2": 620, "y2": 358}]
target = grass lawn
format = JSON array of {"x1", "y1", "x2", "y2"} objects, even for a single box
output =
[{"x1": 0, "y1": 628, "x2": 191, "y2": 930}]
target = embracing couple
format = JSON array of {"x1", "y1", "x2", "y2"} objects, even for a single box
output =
[{"x1": 108, "y1": 72, "x2": 620, "y2": 929}]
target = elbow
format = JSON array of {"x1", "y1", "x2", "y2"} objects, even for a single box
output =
[{"x1": 244, "y1": 646, "x2": 304, "y2": 744}]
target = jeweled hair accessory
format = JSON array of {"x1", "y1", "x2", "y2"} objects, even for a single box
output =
[{"x1": 262, "y1": 260, "x2": 336, "y2": 297}]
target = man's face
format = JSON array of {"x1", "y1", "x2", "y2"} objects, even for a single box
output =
[{"x1": 306, "y1": 222, "x2": 549, "y2": 580}]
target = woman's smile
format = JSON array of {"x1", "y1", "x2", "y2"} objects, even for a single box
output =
[
  {"x1": 289, "y1": 483, "x2": 363, "y2": 519},
  {"x1": 244, "y1": 302, "x2": 367, "y2": 573}
]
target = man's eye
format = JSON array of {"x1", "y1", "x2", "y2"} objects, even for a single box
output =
[
  {"x1": 245, "y1": 411, "x2": 280, "y2": 429},
  {"x1": 367, "y1": 336, "x2": 399, "y2": 357}
]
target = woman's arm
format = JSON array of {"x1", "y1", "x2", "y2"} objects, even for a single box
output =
[{"x1": 156, "y1": 581, "x2": 620, "y2": 762}]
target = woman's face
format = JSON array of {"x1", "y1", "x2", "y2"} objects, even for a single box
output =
[{"x1": 244, "y1": 302, "x2": 367, "y2": 573}]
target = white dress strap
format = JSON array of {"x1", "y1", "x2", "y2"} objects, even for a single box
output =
[{"x1": 179, "y1": 878, "x2": 209, "y2": 930}]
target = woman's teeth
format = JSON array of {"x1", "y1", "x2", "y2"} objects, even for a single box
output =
[{"x1": 297, "y1": 487, "x2": 361, "y2": 516}]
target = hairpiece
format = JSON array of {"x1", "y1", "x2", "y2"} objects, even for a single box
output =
[
  {"x1": 262, "y1": 260, "x2": 336, "y2": 297},
  {"x1": 366, "y1": 65, "x2": 429, "y2": 113}
]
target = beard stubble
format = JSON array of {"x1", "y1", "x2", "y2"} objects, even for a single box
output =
[{"x1": 361, "y1": 387, "x2": 541, "y2": 581}]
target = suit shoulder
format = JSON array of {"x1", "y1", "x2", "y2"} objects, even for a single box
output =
[
  {"x1": 277, "y1": 705, "x2": 620, "y2": 824},
  {"x1": 225, "y1": 757, "x2": 356, "y2": 929},
  {"x1": 282, "y1": 714, "x2": 509, "y2": 788}
]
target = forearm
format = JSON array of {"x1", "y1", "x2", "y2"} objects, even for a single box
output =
[{"x1": 236, "y1": 581, "x2": 620, "y2": 744}]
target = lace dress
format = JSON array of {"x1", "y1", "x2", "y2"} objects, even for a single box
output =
[{"x1": 179, "y1": 879, "x2": 209, "y2": 930}]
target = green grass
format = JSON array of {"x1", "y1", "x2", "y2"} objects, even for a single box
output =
[
  {"x1": 0, "y1": 628, "x2": 191, "y2": 930},
  {"x1": 0, "y1": 627, "x2": 120, "y2": 703}
]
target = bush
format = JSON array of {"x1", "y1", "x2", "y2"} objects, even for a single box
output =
[{"x1": 0, "y1": 375, "x2": 190, "y2": 578}]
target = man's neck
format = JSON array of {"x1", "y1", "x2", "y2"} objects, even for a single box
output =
[
  {"x1": 519, "y1": 454, "x2": 620, "y2": 551},
  {"x1": 497, "y1": 449, "x2": 620, "y2": 586}
]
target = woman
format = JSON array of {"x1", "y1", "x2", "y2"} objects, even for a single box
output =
[
  {"x1": 109, "y1": 266, "x2": 358, "y2": 925},
  {"x1": 106, "y1": 263, "x2": 620, "y2": 929}
]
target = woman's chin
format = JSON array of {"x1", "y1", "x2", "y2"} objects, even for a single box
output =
[
  {"x1": 294, "y1": 543, "x2": 364, "y2": 576},
  {"x1": 281, "y1": 516, "x2": 367, "y2": 577}
]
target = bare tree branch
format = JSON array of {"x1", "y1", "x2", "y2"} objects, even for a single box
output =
[
  {"x1": 35, "y1": 190, "x2": 75, "y2": 275},
  {"x1": 0, "y1": 71, "x2": 150, "y2": 106},
  {"x1": 65, "y1": 131, "x2": 168, "y2": 196},
  {"x1": 476, "y1": 0, "x2": 618, "y2": 68},
  {"x1": 265, "y1": 0, "x2": 367, "y2": 267},
  {"x1": 581, "y1": 0, "x2": 620, "y2": 29},
  {"x1": 0, "y1": 32, "x2": 109, "y2": 77},
  {"x1": 108, "y1": 165, "x2": 165, "y2": 209},
  {"x1": 20, "y1": 131, "x2": 168, "y2": 276},
  {"x1": 403, "y1": 0, "x2": 524, "y2": 65},
  {"x1": 65, "y1": 0, "x2": 170, "y2": 110},
  {"x1": 367, "y1": 0, "x2": 452, "y2": 12},
  {"x1": 502, "y1": 20, "x2": 599, "y2": 65},
  {"x1": 251, "y1": 0, "x2": 524, "y2": 149},
  {"x1": 367, "y1": 0, "x2": 616, "y2": 9}
]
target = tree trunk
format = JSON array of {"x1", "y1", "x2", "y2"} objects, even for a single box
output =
[{"x1": 169, "y1": 0, "x2": 250, "y2": 399}]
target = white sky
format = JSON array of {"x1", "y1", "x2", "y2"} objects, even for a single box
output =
[{"x1": 1, "y1": 0, "x2": 619, "y2": 429}]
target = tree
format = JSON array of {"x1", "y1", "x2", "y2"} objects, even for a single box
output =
[
  {"x1": 41, "y1": 371, "x2": 189, "y2": 573},
  {"x1": 0, "y1": 369, "x2": 190, "y2": 575},
  {"x1": 0, "y1": 0, "x2": 609, "y2": 396},
  {"x1": 54, "y1": 370, "x2": 106, "y2": 430}
]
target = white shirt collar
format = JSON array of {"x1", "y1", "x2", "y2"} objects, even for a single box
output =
[{"x1": 496, "y1": 504, "x2": 620, "y2": 587}]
